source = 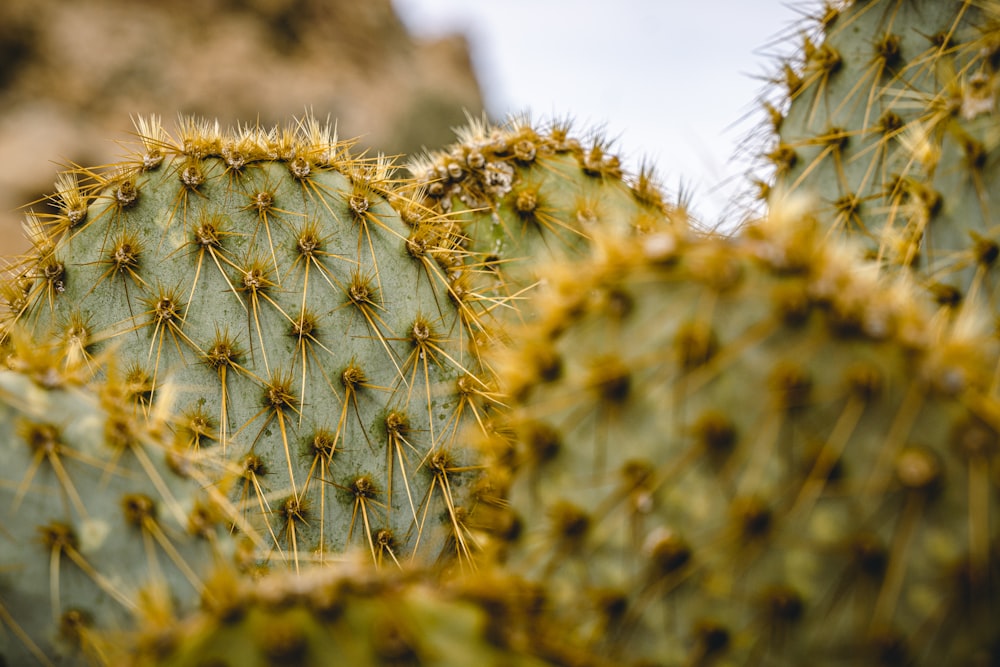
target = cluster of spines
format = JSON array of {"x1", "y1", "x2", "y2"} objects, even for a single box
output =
[
  {"x1": 475, "y1": 205, "x2": 1000, "y2": 665},
  {"x1": 749, "y1": 0, "x2": 1000, "y2": 312},
  {"x1": 3, "y1": 114, "x2": 497, "y2": 573}
]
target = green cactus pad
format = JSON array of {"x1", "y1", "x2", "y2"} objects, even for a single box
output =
[
  {"x1": 479, "y1": 207, "x2": 1000, "y2": 665},
  {"x1": 757, "y1": 0, "x2": 1000, "y2": 310},
  {"x1": 0, "y1": 340, "x2": 239, "y2": 666},
  {"x1": 7, "y1": 115, "x2": 494, "y2": 571}
]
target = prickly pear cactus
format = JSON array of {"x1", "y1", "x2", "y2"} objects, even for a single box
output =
[
  {"x1": 478, "y1": 206, "x2": 1000, "y2": 665},
  {"x1": 758, "y1": 0, "x2": 1000, "y2": 310},
  {"x1": 7, "y1": 115, "x2": 493, "y2": 570},
  {"x1": 117, "y1": 559, "x2": 591, "y2": 667},
  {"x1": 408, "y1": 117, "x2": 685, "y2": 334},
  {"x1": 0, "y1": 338, "x2": 240, "y2": 666}
]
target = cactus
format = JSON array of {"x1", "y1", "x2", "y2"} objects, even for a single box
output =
[
  {"x1": 477, "y1": 205, "x2": 1000, "y2": 665},
  {"x1": 756, "y1": 0, "x2": 1000, "y2": 311},
  {"x1": 4, "y1": 6, "x2": 1000, "y2": 661},
  {"x1": 0, "y1": 334, "x2": 242, "y2": 666},
  {"x1": 116, "y1": 558, "x2": 594, "y2": 667},
  {"x1": 6, "y1": 114, "x2": 494, "y2": 571},
  {"x1": 407, "y1": 116, "x2": 686, "y2": 335}
]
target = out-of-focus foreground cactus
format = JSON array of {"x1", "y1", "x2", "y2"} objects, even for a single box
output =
[
  {"x1": 117, "y1": 557, "x2": 596, "y2": 667},
  {"x1": 0, "y1": 337, "x2": 241, "y2": 666},
  {"x1": 5, "y1": 115, "x2": 493, "y2": 572},
  {"x1": 477, "y1": 206, "x2": 1000, "y2": 665},
  {"x1": 757, "y1": 0, "x2": 1000, "y2": 311}
]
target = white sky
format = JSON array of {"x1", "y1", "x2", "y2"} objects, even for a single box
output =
[{"x1": 392, "y1": 0, "x2": 811, "y2": 227}]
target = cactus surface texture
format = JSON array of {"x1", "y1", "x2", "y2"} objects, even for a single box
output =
[
  {"x1": 7, "y1": 115, "x2": 493, "y2": 572},
  {"x1": 479, "y1": 208, "x2": 1000, "y2": 665},
  {"x1": 759, "y1": 0, "x2": 1000, "y2": 311},
  {"x1": 0, "y1": 341, "x2": 238, "y2": 666}
]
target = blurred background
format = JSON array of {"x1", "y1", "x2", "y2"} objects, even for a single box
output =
[{"x1": 0, "y1": 0, "x2": 805, "y2": 256}]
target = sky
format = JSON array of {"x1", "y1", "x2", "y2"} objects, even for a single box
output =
[{"x1": 391, "y1": 0, "x2": 813, "y2": 227}]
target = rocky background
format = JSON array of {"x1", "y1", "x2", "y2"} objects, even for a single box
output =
[{"x1": 0, "y1": 0, "x2": 484, "y2": 256}]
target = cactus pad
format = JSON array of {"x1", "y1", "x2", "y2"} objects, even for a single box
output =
[
  {"x1": 7, "y1": 115, "x2": 493, "y2": 571},
  {"x1": 480, "y1": 207, "x2": 1000, "y2": 665}
]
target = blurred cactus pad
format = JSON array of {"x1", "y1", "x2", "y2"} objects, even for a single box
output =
[
  {"x1": 5, "y1": 115, "x2": 495, "y2": 572},
  {"x1": 758, "y1": 0, "x2": 1000, "y2": 310},
  {"x1": 118, "y1": 558, "x2": 594, "y2": 667},
  {"x1": 0, "y1": 339, "x2": 241, "y2": 666},
  {"x1": 478, "y1": 209, "x2": 1000, "y2": 665}
]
